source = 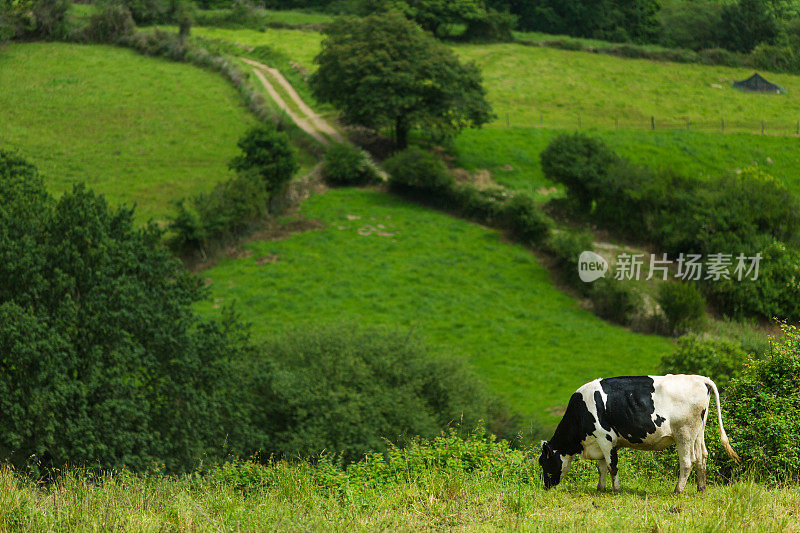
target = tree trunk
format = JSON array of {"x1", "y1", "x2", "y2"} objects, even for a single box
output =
[{"x1": 395, "y1": 117, "x2": 409, "y2": 150}]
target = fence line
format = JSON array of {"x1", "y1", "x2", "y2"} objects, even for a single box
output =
[{"x1": 503, "y1": 112, "x2": 800, "y2": 137}]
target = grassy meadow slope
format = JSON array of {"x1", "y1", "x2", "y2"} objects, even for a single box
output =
[
  {"x1": 0, "y1": 42, "x2": 254, "y2": 221},
  {"x1": 192, "y1": 26, "x2": 800, "y2": 194},
  {"x1": 196, "y1": 188, "x2": 674, "y2": 422}
]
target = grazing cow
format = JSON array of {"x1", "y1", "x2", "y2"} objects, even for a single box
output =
[{"x1": 538, "y1": 375, "x2": 739, "y2": 494}]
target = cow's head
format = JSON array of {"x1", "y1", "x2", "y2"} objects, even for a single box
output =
[{"x1": 538, "y1": 441, "x2": 571, "y2": 489}]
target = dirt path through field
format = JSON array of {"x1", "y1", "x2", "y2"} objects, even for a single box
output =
[{"x1": 241, "y1": 57, "x2": 346, "y2": 145}]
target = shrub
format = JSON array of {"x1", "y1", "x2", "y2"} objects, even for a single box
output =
[
  {"x1": 540, "y1": 133, "x2": 619, "y2": 212},
  {"x1": 720, "y1": 322, "x2": 800, "y2": 482},
  {"x1": 385, "y1": 146, "x2": 454, "y2": 195},
  {"x1": 83, "y1": 4, "x2": 136, "y2": 44},
  {"x1": 544, "y1": 229, "x2": 594, "y2": 290},
  {"x1": 501, "y1": 193, "x2": 552, "y2": 245},
  {"x1": 448, "y1": 185, "x2": 506, "y2": 223},
  {"x1": 751, "y1": 44, "x2": 800, "y2": 74},
  {"x1": 590, "y1": 278, "x2": 643, "y2": 326},
  {"x1": 542, "y1": 39, "x2": 584, "y2": 51},
  {"x1": 321, "y1": 142, "x2": 379, "y2": 186},
  {"x1": 656, "y1": 282, "x2": 707, "y2": 335},
  {"x1": 660, "y1": 334, "x2": 748, "y2": 389},
  {"x1": 229, "y1": 123, "x2": 298, "y2": 194},
  {"x1": 237, "y1": 325, "x2": 515, "y2": 464},
  {"x1": 698, "y1": 47, "x2": 743, "y2": 67},
  {"x1": 462, "y1": 9, "x2": 517, "y2": 43}
]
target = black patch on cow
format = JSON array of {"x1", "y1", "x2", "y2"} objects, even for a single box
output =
[
  {"x1": 654, "y1": 415, "x2": 666, "y2": 427},
  {"x1": 594, "y1": 376, "x2": 659, "y2": 444},
  {"x1": 701, "y1": 408, "x2": 706, "y2": 422},
  {"x1": 609, "y1": 448, "x2": 618, "y2": 476},
  {"x1": 540, "y1": 392, "x2": 596, "y2": 488},
  {"x1": 605, "y1": 434, "x2": 612, "y2": 442},
  {"x1": 706, "y1": 384, "x2": 713, "y2": 396},
  {"x1": 550, "y1": 393, "x2": 596, "y2": 455}
]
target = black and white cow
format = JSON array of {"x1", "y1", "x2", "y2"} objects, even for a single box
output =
[{"x1": 539, "y1": 375, "x2": 739, "y2": 494}]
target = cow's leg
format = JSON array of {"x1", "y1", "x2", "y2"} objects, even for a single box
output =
[
  {"x1": 597, "y1": 459, "x2": 609, "y2": 491},
  {"x1": 674, "y1": 430, "x2": 695, "y2": 494},
  {"x1": 598, "y1": 443, "x2": 620, "y2": 492},
  {"x1": 694, "y1": 432, "x2": 709, "y2": 492},
  {"x1": 609, "y1": 447, "x2": 620, "y2": 492}
]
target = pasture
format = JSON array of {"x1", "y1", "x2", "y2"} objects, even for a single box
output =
[
  {"x1": 195, "y1": 188, "x2": 674, "y2": 422},
  {"x1": 0, "y1": 42, "x2": 254, "y2": 221},
  {"x1": 0, "y1": 461, "x2": 797, "y2": 531}
]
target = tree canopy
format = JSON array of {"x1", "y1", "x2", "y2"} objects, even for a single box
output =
[{"x1": 311, "y1": 11, "x2": 494, "y2": 148}]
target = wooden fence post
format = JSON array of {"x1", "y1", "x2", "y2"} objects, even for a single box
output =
[
  {"x1": 721, "y1": 118, "x2": 725, "y2": 133},
  {"x1": 686, "y1": 118, "x2": 689, "y2": 130},
  {"x1": 762, "y1": 120, "x2": 765, "y2": 135},
  {"x1": 651, "y1": 116, "x2": 655, "y2": 130},
  {"x1": 506, "y1": 113, "x2": 510, "y2": 127}
]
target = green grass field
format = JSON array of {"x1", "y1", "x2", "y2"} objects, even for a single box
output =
[
  {"x1": 454, "y1": 127, "x2": 800, "y2": 196},
  {"x1": 196, "y1": 188, "x2": 674, "y2": 423},
  {"x1": 193, "y1": 26, "x2": 322, "y2": 70},
  {"x1": 0, "y1": 42, "x2": 254, "y2": 221},
  {"x1": 1, "y1": 462, "x2": 796, "y2": 531}
]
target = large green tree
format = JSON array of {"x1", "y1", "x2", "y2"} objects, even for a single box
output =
[
  {"x1": 0, "y1": 151, "x2": 251, "y2": 474},
  {"x1": 311, "y1": 11, "x2": 494, "y2": 149}
]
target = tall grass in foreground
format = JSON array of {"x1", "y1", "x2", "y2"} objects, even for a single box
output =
[{"x1": 0, "y1": 446, "x2": 797, "y2": 531}]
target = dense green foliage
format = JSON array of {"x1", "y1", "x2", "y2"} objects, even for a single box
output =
[
  {"x1": 228, "y1": 123, "x2": 298, "y2": 194},
  {"x1": 590, "y1": 278, "x2": 643, "y2": 327},
  {"x1": 385, "y1": 146, "x2": 454, "y2": 194},
  {"x1": 239, "y1": 327, "x2": 514, "y2": 464},
  {"x1": 321, "y1": 142, "x2": 379, "y2": 186},
  {"x1": 496, "y1": 0, "x2": 660, "y2": 43},
  {"x1": 539, "y1": 132, "x2": 619, "y2": 212},
  {"x1": 541, "y1": 134, "x2": 800, "y2": 321},
  {"x1": 0, "y1": 151, "x2": 252, "y2": 474},
  {"x1": 0, "y1": 0, "x2": 71, "y2": 41},
  {"x1": 724, "y1": 323, "x2": 800, "y2": 482},
  {"x1": 168, "y1": 123, "x2": 297, "y2": 253},
  {"x1": 656, "y1": 282, "x2": 707, "y2": 335},
  {"x1": 660, "y1": 334, "x2": 748, "y2": 390},
  {"x1": 311, "y1": 11, "x2": 493, "y2": 148}
]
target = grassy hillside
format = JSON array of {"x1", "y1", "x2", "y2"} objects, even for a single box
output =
[
  {"x1": 0, "y1": 42, "x2": 254, "y2": 221},
  {"x1": 196, "y1": 188, "x2": 674, "y2": 423},
  {"x1": 454, "y1": 127, "x2": 800, "y2": 196},
  {"x1": 454, "y1": 42, "x2": 800, "y2": 132}
]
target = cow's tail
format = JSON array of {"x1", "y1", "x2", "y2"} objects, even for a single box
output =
[{"x1": 704, "y1": 377, "x2": 740, "y2": 464}]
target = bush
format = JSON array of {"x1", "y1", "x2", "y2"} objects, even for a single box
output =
[
  {"x1": 447, "y1": 185, "x2": 507, "y2": 223},
  {"x1": 321, "y1": 142, "x2": 379, "y2": 186},
  {"x1": 698, "y1": 47, "x2": 744, "y2": 67},
  {"x1": 83, "y1": 4, "x2": 136, "y2": 44},
  {"x1": 542, "y1": 39, "x2": 584, "y2": 51},
  {"x1": 229, "y1": 123, "x2": 298, "y2": 194},
  {"x1": 540, "y1": 133, "x2": 620, "y2": 212},
  {"x1": 462, "y1": 9, "x2": 516, "y2": 43},
  {"x1": 750, "y1": 44, "x2": 800, "y2": 74},
  {"x1": 721, "y1": 323, "x2": 800, "y2": 482},
  {"x1": 660, "y1": 335, "x2": 748, "y2": 390},
  {"x1": 544, "y1": 229, "x2": 594, "y2": 290},
  {"x1": 237, "y1": 325, "x2": 516, "y2": 464},
  {"x1": 590, "y1": 278, "x2": 643, "y2": 326},
  {"x1": 656, "y1": 282, "x2": 707, "y2": 335},
  {"x1": 501, "y1": 193, "x2": 552, "y2": 245},
  {"x1": 385, "y1": 146, "x2": 454, "y2": 195}
]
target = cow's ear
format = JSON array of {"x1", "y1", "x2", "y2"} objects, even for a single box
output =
[{"x1": 541, "y1": 440, "x2": 551, "y2": 457}]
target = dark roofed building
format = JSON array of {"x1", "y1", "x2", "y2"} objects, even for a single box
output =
[{"x1": 733, "y1": 73, "x2": 786, "y2": 94}]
